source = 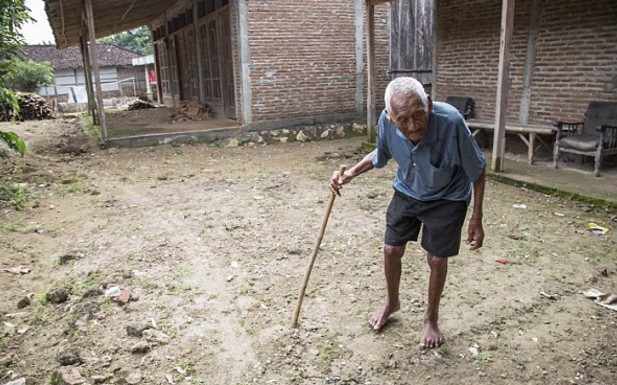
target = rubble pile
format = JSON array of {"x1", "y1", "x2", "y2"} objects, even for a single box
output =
[
  {"x1": 171, "y1": 100, "x2": 210, "y2": 122},
  {"x1": 127, "y1": 99, "x2": 157, "y2": 110}
]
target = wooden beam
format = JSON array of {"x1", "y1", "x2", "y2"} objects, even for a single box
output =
[
  {"x1": 369, "y1": 0, "x2": 391, "y2": 5},
  {"x1": 59, "y1": 0, "x2": 68, "y2": 47},
  {"x1": 365, "y1": 0, "x2": 376, "y2": 143},
  {"x1": 491, "y1": 0, "x2": 515, "y2": 172},
  {"x1": 84, "y1": 0, "x2": 108, "y2": 140},
  {"x1": 153, "y1": 43, "x2": 163, "y2": 103},
  {"x1": 79, "y1": 32, "x2": 96, "y2": 118}
]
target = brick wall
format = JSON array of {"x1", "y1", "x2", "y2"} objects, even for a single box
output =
[
  {"x1": 435, "y1": 0, "x2": 617, "y2": 124},
  {"x1": 246, "y1": 0, "x2": 390, "y2": 122}
]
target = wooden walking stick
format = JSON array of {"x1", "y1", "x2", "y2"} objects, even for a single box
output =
[{"x1": 292, "y1": 165, "x2": 346, "y2": 328}]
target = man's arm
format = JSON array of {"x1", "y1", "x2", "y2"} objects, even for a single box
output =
[
  {"x1": 467, "y1": 167, "x2": 486, "y2": 250},
  {"x1": 329, "y1": 150, "x2": 376, "y2": 196}
]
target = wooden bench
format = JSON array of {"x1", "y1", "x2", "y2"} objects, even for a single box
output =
[{"x1": 467, "y1": 119, "x2": 556, "y2": 164}]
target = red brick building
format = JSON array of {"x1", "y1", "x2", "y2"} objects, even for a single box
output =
[
  {"x1": 44, "y1": 0, "x2": 616, "y2": 139},
  {"x1": 434, "y1": 0, "x2": 617, "y2": 125},
  {"x1": 150, "y1": 0, "x2": 390, "y2": 127}
]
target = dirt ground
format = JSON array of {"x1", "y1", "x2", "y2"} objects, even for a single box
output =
[{"x1": 0, "y1": 116, "x2": 616, "y2": 385}]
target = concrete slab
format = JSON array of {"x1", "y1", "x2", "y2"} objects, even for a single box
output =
[{"x1": 488, "y1": 154, "x2": 617, "y2": 207}]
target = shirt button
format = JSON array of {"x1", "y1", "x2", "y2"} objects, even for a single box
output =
[{"x1": 413, "y1": 163, "x2": 417, "y2": 167}]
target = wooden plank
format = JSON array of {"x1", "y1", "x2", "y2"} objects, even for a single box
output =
[
  {"x1": 390, "y1": 0, "x2": 433, "y2": 85},
  {"x1": 467, "y1": 119, "x2": 554, "y2": 135},
  {"x1": 366, "y1": 0, "x2": 376, "y2": 143},
  {"x1": 491, "y1": 0, "x2": 515, "y2": 172}
]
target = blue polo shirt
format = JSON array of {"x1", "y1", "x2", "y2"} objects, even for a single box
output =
[{"x1": 372, "y1": 101, "x2": 486, "y2": 202}]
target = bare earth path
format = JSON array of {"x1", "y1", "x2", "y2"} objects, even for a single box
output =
[{"x1": 0, "y1": 117, "x2": 615, "y2": 385}]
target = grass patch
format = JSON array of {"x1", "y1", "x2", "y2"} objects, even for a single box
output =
[
  {"x1": 29, "y1": 293, "x2": 51, "y2": 326},
  {"x1": 475, "y1": 351, "x2": 494, "y2": 365},
  {"x1": 2, "y1": 217, "x2": 43, "y2": 233},
  {"x1": 0, "y1": 181, "x2": 28, "y2": 208},
  {"x1": 65, "y1": 271, "x2": 102, "y2": 296}
]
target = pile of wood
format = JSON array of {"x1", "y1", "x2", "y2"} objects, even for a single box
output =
[
  {"x1": 16, "y1": 92, "x2": 53, "y2": 120},
  {"x1": 171, "y1": 100, "x2": 210, "y2": 122},
  {"x1": 127, "y1": 99, "x2": 156, "y2": 110},
  {"x1": 0, "y1": 92, "x2": 53, "y2": 121}
]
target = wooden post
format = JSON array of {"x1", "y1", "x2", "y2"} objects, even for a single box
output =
[
  {"x1": 79, "y1": 32, "x2": 96, "y2": 119},
  {"x1": 84, "y1": 0, "x2": 108, "y2": 140},
  {"x1": 366, "y1": 0, "x2": 376, "y2": 143},
  {"x1": 491, "y1": 0, "x2": 515, "y2": 172},
  {"x1": 154, "y1": 43, "x2": 163, "y2": 104}
]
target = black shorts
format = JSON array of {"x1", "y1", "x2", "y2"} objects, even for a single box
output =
[{"x1": 385, "y1": 191, "x2": 468, "y2": 257}]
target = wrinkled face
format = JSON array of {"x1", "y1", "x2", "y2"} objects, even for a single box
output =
[{"x1": 387, "y1": 94, "x2": 431, "y2": 142}]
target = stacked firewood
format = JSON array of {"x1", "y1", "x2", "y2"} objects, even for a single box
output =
[
  {"x1": 0, "y1": 92, "x2": 53, "y2": 121},
  {"x1": 171, "y1": 100, "x2": 210, "y2": 122}
]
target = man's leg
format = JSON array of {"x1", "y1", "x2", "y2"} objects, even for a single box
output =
[
  {"x1": 368, "y1": 243, "x2": 405, "y2": 331},
  {"x1": 422, "y1": 253, "x2": 448, "y2": 348}
]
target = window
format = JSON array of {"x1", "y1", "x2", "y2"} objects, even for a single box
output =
[{"x1": 156, "y1": 42, "x2": 170, "y2": 94}]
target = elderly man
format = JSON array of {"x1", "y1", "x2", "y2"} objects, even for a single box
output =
[{"x1": 330, "y1": 77, "x2": 486, "y2": 348}]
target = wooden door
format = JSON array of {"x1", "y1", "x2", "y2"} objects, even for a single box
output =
[
  {"x1": 177, "y1": 33, "x2": 192, "y2": 100},
  {"x1": 186, "y1": 29, "x2": 200, "y2": 100},
  {"x1": 390, "y1": 0, "x2": 434, "y2": 86},
  {"x1": 168, "y1": 35, "x2": 182, "y2": 101},
  {"x1": 198, "y1": 3, "x2": 236, "y2": 119},
  {"x1": 218, "y1": 8, "x2": 235, "y2": 119}
]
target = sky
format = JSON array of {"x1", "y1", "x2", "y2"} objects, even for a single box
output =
[{"x1": 19, "y1": 0, "x2": 56, "y2": 45}]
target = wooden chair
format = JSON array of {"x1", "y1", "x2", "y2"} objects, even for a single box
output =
[
  {"x1": 445, "y1": 96, "x2": 474, "y2": 120},
  {"x1": 553, "y1": 101, "x2": 617, "y2": 176}
]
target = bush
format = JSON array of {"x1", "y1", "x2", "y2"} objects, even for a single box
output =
[{"x1": 4, "y1": 59, "x2": 54, "y2": 92}]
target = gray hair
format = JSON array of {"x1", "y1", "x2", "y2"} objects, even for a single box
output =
[{"x1": 384, "y1": 77, "x2": 428, "y2": 114}]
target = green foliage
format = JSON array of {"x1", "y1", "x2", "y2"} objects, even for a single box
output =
[
  {"x1": 0, "y1": 130, "x2": 27, "y2": 157},
  {"x1": 0, "y1": 86, "x2": 20, "y2": 121},
  {"x1": 0, "y1": 0, "x2": 32, "y2": 76},
  {"x1": 0, "y1": 0, "x2": 31, "y2": 157},
  {"x1": 4, "y1": 59, "x2": 54, "y2": 92},
  {"x1": 98, "y1": 26, "x2": 153, "y2": 55}
]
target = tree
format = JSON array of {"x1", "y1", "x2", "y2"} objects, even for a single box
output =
[
  {"x1": 4, "y1": 59, "x2": 54, "y2": 92},
  {"x1": 99, "y1": 26, "x2": 153, "y2": 55},
  {"x1": 0, "y1": 0, "x2": 31, "y2": 157}
]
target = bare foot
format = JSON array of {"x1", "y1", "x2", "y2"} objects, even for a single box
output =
[
  {"x1": 421, "y1": 318, "x2": 444, "y2": 348},
  {"x1": 368, "y1": 300, "x2": 400, "y2": 331}
]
